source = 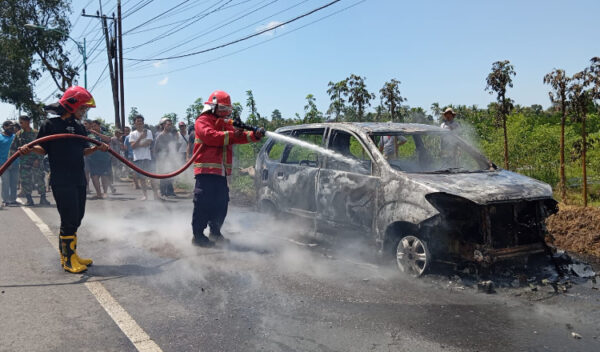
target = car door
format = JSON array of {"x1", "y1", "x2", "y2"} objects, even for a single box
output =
[
  {"x1": 316, "y1": 128, "x2": 379, "y2": 235},
  {"x1": 271, "y1": 128, "x2": 325, "y2": 217}
]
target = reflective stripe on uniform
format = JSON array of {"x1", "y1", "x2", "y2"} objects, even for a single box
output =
[
  {"x1": 193, "y1": 162, "x2": 223, "y2": 169},
  {"x1": 195, "y1": 137, "x2": 203, "y2": 144},
  {"x1": 223, "y1": 131, "x2": 230, "y2": 146}
]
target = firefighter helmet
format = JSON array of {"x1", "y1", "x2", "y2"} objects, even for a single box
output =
[
  {"x1": 59, "y1": 86, "x2": 96, "y2": 113},
  {"x1": 205, "y1": 90, "x2": 233, "y2": 117}
]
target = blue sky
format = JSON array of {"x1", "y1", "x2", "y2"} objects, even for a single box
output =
[{"x1": 2, "y1": 0, "x2": 599, "y2": 126}]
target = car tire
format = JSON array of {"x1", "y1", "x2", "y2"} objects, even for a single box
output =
[
  {"x1": 395, "y1": 235, "x2": 431, "y2": 277},
  {"x1": 258, "y1": 200, "x2": 279, "y2": 219}
]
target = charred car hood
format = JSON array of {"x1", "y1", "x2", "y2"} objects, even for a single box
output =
[{"x1": 407, "y1": 170, "x2": 553, "y2": 204}]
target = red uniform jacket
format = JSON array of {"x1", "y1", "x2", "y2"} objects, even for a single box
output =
[{"x1": 193, "y1": 112, "x2": 260, "y2": 176}]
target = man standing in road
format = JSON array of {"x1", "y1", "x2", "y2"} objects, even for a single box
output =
[
  {"x1": 1, "y1": 120, "x2": 19, "y2": 207},
  {"x1": 9, "y1": 115, "x2": 50, "y2": 206},
  {"x1": 129, "y1": 114, "x2": 160, "y2": 201},
  {"x1": 17, "y1": 86, "x2": 109, "y2": 273},
  {"x1": 154, "y1": 117, "x2": 177, "y2": 197},
  {"x1": 191, "y1": 90, "x2": 263, "y2": 247}
]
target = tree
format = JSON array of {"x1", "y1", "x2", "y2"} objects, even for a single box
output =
[
  {"x1": 185, "y1": 97, "x2": 203, "y2": 126},
  {"x1": 346, "y1": 74, "x2": 375, "y2": 121},
  {"x1": 128, "y1": 107, "x2": 140, "y2": 126},
  {"x1": 326, "y1": 79, "x2": 348, "y2": 121},
  {"x1": 270, "y1": 109, "x2": 284, "y2": 129},
  {"x1": 0, "y1": 0, "x2": 78, "y2": 123},
  {"x1": 544, "y1": 68, "x2": 571, "y2": 202},
  {"x1": 486, "y1": 60, "x2": 516, "y2": 170},
  {"x1": 379, "y1": 79, "x2": 405, "y2": 122},
  {"x1": 162, "y1": 113, "x2": 178, "y2": 124},
  {"x1": 303, "y1": 94, "x2": 323, "y2": 124},
  {"x1": 245, "y1": 90, "x2": 260, "y2": 126},
  {"x1": 232, "y1": 102, "x2": 243, "y2": 120},
  {"x1": 569, "y1": 65, "x2": 597, "y2": 207},
  {"x1": 430, "y1": 102, "x2": 442, "y2": 122}
]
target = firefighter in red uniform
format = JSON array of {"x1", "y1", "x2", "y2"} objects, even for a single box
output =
[{"x1": 191, "y1": 90, "x2": 263, "y2": 247}]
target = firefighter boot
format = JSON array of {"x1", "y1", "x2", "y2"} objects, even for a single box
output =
[
  {"x1": 59, "y1": 235, "x2": 88, "y2": 273},
  {"x1": 25, "y1": 194, "x2": 34, "y2": 206},
  {"x1": 73, "y1": 234, "x2": 93, "y2": 266},
  {"x1": 39, "y1": 194, "x2": 50, "y2": 206}
]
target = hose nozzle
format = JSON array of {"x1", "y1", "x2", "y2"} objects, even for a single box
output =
[{"x1": 227, "y1": 118, "x2": 265, "y2": 135}]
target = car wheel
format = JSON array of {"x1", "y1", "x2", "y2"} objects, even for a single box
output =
[
  {"x1": 396, "y1": 235, "x2": 430, "y2": 277},
  {"x1": 258, "y1": 200, "x2": 279, "y2": 219}
]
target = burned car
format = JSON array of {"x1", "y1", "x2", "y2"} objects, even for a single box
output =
[{"x1": 255, "y1": 123, "x2": 557, "y2": 276}]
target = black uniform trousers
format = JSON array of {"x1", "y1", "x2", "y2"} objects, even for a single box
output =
[
  {"x1": 51, "y1": 184, "x2": 86, "y2": 235},
  {"x1": 192, "y1": 174, "x2": 229, "y2": 239}
]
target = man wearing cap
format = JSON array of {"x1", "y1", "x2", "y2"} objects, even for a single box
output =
[
  {"x1": 1, "y1": 120, "x2": 19, "y2": 206},
  {"x1": 9, "y1": 116, "x2": 50, "y2": 206},
  {"x1": 441, "y1": 108, "x2": 460, "y2": 130}
]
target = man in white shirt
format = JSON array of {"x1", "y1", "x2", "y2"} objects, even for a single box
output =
[{"x1": 128, "y1": 114, "x2": 160, "y2": 201}]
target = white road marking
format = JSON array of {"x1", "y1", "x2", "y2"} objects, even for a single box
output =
[{"x1": 20, "y1": 205, "x2": 163, "y2": 352}]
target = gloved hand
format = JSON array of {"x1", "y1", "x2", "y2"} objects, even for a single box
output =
[
  {"x1": 254, "y1": 127, "x2": 265, "y2": 140},
  {"x1": 234, "y1": 128, "x2": 244, "y2": 138}
]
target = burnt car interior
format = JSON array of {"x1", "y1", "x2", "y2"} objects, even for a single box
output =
[
  {"x1": 375, "y1": 132, "x2": 491, "y2": 173},
  {"x1": 326, "y1": 130, "x2": 372, "y2": 174}
]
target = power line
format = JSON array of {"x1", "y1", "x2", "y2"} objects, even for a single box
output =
[
  {"x1": 128, "y1": 0, "x2": 276, "y2": 57},
  {"x1": 128, "y1": 0, "x2": 364, "y2": 79},
  {"x1": 125, "y1": 0, "x2": 342, "y2": 62},
  {"x1": 122, "y1": 0, "x2": 155, "y2": 19},
  {"x1": 124, "y1": 0, "x2": 236, "y2": 51},
  {"x1": 153, "y1": 0, "x2": 298, "y2": 59},
  {"x1": 90, "y1": 63, "x2": 110, "y2": 92},
  {"x1": 123, "y1": 0, "x2": 308, "y2": 73},
  {"x1": 123, "y1": 0, "x2": 192, "y2": 35}
]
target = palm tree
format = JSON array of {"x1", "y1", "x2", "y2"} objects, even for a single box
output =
[
  {"x1": 347, "y1": 74, "x2": 375, "y2": 121},
  {"x1": 430, "y1": 102, "x2": 442, "y2": 122},
  {"x1": 326, "y1": 80, "x2": 348, "y2": 121},
  {"x1": 567, "y1": 70, "x2": 593, "y2": 207},
  {"x1": 486, "y1": 60, "x2": 516, "y2": 170},
  {"x1": 543, "y1": 69, "x2": 570, "y2": 203},
  {"x1": 379, "y1": 79, "x2": 405, "y2": 122}
]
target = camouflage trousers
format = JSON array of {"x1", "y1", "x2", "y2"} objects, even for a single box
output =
[{"x1": 20, "y1": 163, "x2": 46, "y2": 195}]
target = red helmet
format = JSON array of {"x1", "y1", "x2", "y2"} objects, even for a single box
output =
[
  {"x1": 59, "y1": 86, "x2": 96, "y2": 113},
  {"x1": 205, "y1": 90, "x2": 232, "y2": 117}
]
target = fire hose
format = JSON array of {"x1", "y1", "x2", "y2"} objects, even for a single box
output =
[{"x1": 0, "y1": 118, "x2": 265, "y2": 178}]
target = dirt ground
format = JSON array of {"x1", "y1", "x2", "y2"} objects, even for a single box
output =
[{"x1": 546, "y1": 205, "x2": 600, "y2": 258}]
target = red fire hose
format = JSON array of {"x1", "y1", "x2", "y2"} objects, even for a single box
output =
[{"x1": 0, "y1": 133, "x2": 201, "y2": 179}]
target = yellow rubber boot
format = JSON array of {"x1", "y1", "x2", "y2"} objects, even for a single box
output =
[
  {"x1": 59, "y1": 235, "x2": 88, "y2": 273},
  {"x1": 73, "y1": 234, "x2": 93, "y2": 266}
]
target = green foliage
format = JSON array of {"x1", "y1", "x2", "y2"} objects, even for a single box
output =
[
  {"x1": 128, "y1": 107, "x2": 140, "y2": 126},
  {"x1": 161, "y1": 112, "x2": 178, "y2": 124},
  {"x1": 185, "y1": 97, "x2": 203, "y2": 126},
  {"x1": 0, "y1": 0, "x2": 76, "y2": 125}
]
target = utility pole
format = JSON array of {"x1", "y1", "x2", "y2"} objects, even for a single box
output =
[
  {"x1": 82, "y1": 2, "x2": 120, "y2": 129},
  {"x1": 113, "y1": 13, "x2": 120, "y2": 130},
  {"x1": 118, "y1": 0, "x2": 125, "y2": 130}
]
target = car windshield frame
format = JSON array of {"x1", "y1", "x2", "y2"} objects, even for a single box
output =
[{"x1": 370, "y1": 130, "x2": 494, "y2": 174}]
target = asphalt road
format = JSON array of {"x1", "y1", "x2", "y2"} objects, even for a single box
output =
[{"x1": 1, "y1": 181, "x2": 599, "y2": 352}]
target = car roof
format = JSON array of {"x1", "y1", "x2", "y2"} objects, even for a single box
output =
[{"x1": 275, "y1": 122, "x2": 446, "y2": 134}]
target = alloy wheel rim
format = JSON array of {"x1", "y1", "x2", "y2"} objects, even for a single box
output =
[{"x1": 396, "y1": 235, "x2": 429, "y2": 276}]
